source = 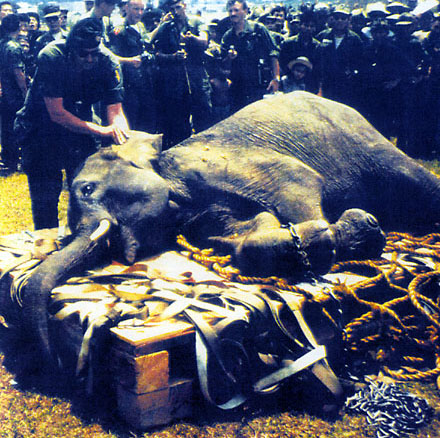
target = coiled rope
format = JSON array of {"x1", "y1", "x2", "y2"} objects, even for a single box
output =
[{"x1": 176, "y1": 232, "x2": 440, "y2": 385}]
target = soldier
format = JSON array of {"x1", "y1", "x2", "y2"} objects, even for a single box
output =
[
  {"x1": 17, "y1": 12, "x2": 30, "y2": 38},
  {"x1": 33, "y1": 3, "x2": 68, "y2": 56},
  {"x1": 421, "y1": 12, "x2": 440, "y2": 56},
  {"x1": 258, "y1": 13, "x2": 285, "y2": 50},
  {"x1": 27, "y1": 11, "x2": 43, "y2": 45},
  {"x1": 25, "y1": 11, "x2": 43, "y2": 78},
  {"x1": 392, "y1": 14, "x2": 429, "y2": 156},
  {"x1": 111, "y1": 0, "x2": 157, "y2": 133},
  {"x1": 81, "y1": 0, "x2": 119, "y2": 47},
  {"x1": 152, "y1": 0, "x2": 213, "y2": 149},
  {"x1": 316, "y1": 7, "x2": 364, "y2": 109},
  {"x1": 0, "y1": 14, "x2": 27, "y2": 173},
  {"x1": 14, "y1": 18, "x2": 129, "y2": 229},
  {"x1": 359, "y1": 19, "x2": 404, "y2": 139},
  {"x1": 268, "y1": 4, "x2": 287, "y2": 35},
  {"x1": 221, "y1": 0, "x2": 280, "y2": 113}
]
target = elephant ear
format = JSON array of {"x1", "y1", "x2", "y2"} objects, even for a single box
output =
[{"x1": 115, "y1": 131, "x2": 163, "y2": 170}]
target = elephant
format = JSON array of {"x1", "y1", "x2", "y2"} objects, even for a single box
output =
[{"x1": 19, "y1": 91, "x2": 440, "y2": 374}]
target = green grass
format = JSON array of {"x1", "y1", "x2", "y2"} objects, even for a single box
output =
[
  {"x1": 0, "y1": 167, "x2": 440, "y2": 438},
  {"x1": 0, "y1": 172, "x2": 69, "y2": 235}
]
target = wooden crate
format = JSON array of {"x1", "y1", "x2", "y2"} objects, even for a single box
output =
[{"x1": 110, "y1": 315, "x2": 197, "y2": 428}]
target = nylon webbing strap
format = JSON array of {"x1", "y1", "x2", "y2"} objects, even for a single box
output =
[
  {"x1": 253, "y1": 345, "x2": 327, "y2": 392},
  {"x1": 274, "y1": 290, "x2": 343, "y2": 398},
  {"x1": 186, "y1": 308, "x2": 248, "y2": 410}
]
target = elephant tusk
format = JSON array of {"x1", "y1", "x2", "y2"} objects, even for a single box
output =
[{"x1": 90, "y1": 219, "x2": 112, "y2": 242}]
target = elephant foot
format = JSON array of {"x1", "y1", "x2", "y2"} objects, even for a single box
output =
[
  {"x1": 210, "y1": 213, "x2": 337, "y2": 278},
  {"x1": 330, "y1": 209, "x2": 386, "y2": 262}
]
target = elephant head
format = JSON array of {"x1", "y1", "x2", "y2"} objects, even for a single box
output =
[{"x1": 21, "y1": 132, "x2": 177, "y2": 370}]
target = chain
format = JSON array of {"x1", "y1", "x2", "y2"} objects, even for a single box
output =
[{"x1": 281, "y1": 222, "x2": 317, "y2": 284}]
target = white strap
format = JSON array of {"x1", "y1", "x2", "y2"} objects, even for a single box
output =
[{"x1": 253, "y1": 345, "x2": 327, "y2": 392}]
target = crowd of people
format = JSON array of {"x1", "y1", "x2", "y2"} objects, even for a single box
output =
[{"x1": 1, "y1": 0, "x2": 440, "y2": 230}]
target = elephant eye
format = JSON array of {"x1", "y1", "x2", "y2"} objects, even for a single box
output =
[
  {"x1": 366, "y1": 214, "x2": 379, "y2": 227},
  {"x1": 81, "y1": 183, "x2": 95, "y2": 197}
]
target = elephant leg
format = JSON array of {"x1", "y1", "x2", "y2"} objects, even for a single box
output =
[
  {"x1": 209, "y1": 212, "x2": 337, "y2": 277},
  {"x1": 209, "y1": 208, "x2": 385, "y2": 278}
]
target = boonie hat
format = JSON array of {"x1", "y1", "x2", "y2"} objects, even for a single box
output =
[{"x1": 287, "y1": 56, "x2": 313, "y2": 72}]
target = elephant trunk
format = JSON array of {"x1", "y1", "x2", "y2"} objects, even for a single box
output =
[{"x1": 21, "y1": 219, "x2": 111, "y2": 371}]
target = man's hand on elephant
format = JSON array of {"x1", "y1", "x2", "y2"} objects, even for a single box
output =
[
  {"x1": 100, "y1": 124, "x2": 130, "y2": 144},
  {"x1": 111, "y1": 125, "x2": 130, "y2": 145}
]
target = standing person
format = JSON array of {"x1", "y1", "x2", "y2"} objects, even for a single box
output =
[
  {"x1": 0, "y1": 13, "x2": 27, "y2": 173},
  {"x1": 152, "y1": 0, "x2": 213, "y2": 149},
  {"x1": 316, "y1": 7, "x2": 364, "y2": 109},
  {"x1": 26, "y1": 11, "x2": 43, "y2": 78},
  {"x1": 111, "y1": 0, "x2": 157, "y2": 132},
  {"x1": 268, "y1": 4, "x2": 287, "y2": 35},
  {"x1": 14, "y1": 18, "x2": 130, "y2": 230},
  {"x1": 359, "y1": 20, "x2": 404, "y2": 139},
  {"x1": 422, "y1": 12, "x2": 440, "y2": 56},
  {"x1": 393, "y1": 15, "x2": 429, "y2": 156},
  {"x1": 258, "y1": 13, "x2": 285, "y2": 50},
  {"x1": 82, "y1": 0, "x2": 145, "y2": 71},
  {"x1": 33, "y1": 3, "x2": 68, "y2": 56},
  {"x1": 27, "y1": 10, "x2": 43, "y2": 45},
  {"x1": 221, "y1": 0, "x2": 280, "y2": 113},
  {"x1": 279, "y1": 11, "x2": 321, "y2": 94},
  {"x1": 80, "y1": 0, "x2": 141, "y2": 134},
  {"x1": 82, "y1": 0, "x2": 119, "y2": 47},
  {"x1": 17, "y1": 12, "x2": 30, "y2": 38}
]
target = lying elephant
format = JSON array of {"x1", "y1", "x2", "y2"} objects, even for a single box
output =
[{"x1": 21, "y1": 91, "x2": 440, "y2": 372}]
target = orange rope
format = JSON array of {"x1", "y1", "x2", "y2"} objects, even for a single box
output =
[{"x1": 176, "y1": 232, "x2": 440, "y2": 384}]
